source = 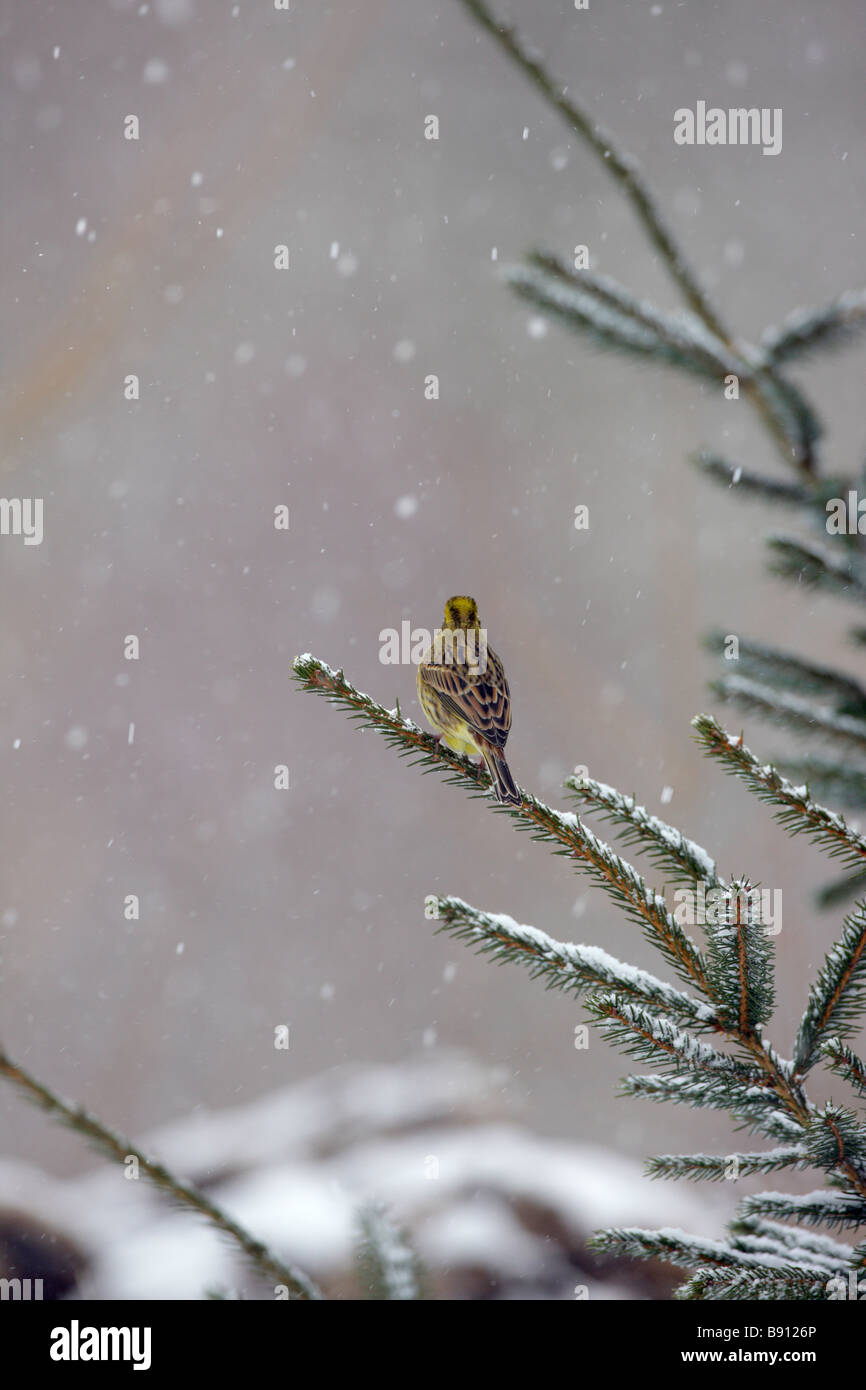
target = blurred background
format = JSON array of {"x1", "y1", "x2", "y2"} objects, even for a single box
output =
[{"x1": 1, "y1": 0, "x2": 864, "y2": 1296}]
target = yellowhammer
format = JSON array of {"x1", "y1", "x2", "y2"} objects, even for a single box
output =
[{"x1": 416, "y1": 596, "x2": 521, "y2": 806}]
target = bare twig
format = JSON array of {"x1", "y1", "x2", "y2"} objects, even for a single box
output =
[{"x1": 0, "y1": 1045, "x2": 323, "y2": 1301}]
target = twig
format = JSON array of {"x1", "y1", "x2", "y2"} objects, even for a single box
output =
[
  {"x1": 455, "y1": 0, "x2": 817, "y2": 471},
  {"x1": 0, "y1": 1045, "x2": 323, "y2": 1301},
  {"x1": 456, "y1": 0, "x2": 726, "y2": 336}
]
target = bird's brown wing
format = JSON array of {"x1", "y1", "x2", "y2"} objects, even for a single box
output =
[{"x1": 418, "y1": 647, "x2": 512, "y2": 749}]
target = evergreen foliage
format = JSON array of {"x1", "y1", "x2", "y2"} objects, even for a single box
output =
[
  {"x1": 454, "y1": 0, "x2": 866, "y2": 922},
  {"x1": 295, "y1": 656, "x2": 866, "y2": 1298}
]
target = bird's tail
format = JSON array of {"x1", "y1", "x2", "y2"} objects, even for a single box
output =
[{"x1": 482, "y1": 742, "x2": 521, "y2": 806}]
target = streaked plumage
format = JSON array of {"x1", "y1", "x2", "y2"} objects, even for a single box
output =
[{"x1": 416, "y1": 596, "x2": 521, "y2": 806}]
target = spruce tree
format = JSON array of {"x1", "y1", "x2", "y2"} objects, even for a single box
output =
[
  {"x1": 291, "y1": 0, "x2": 866, "y2": 1299},
  {"x1": 293, "y1": 660, "x2": 866, "y2": 1299}
]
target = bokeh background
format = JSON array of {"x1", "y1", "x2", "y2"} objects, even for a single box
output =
[{"x1": 1, "y1": 0, "x2": 865, "y2": 1294}]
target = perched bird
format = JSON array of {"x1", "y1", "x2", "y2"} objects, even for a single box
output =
[{"x1": 416, "y1": 596, "x2": 521, "y2": 806}]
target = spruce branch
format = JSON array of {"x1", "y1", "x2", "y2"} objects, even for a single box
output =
[
  {"x1": 627, "y1": 1039, "x2": 817, "y2": 1162},
  {"x1": 730, "y1": 1214, "x2": 856, "y2": 1271},
  {"x1": 693, "y1": 714, "x2": 866, "y2": 871},
  {"x1": 750, "y1": 371, "x2": 823, "y2": 471},
  {"x1": 794, "y1": 902, "x2": 866, "y2": 1073},
  {"x1": 816, "y1": 868, "x2": 866, "y2": 911},
  {"x1": 806, "y1": 1104, "x2": 866, "y2": 1174},
  {"x1": 676, "y1": 1265, "x2": 832, "y2": 1300},
  {"x1": 692, "y1": 452, "x2": 812, "y2": 506},
  {"x1": 588, "y1": 1226, "x2": 829, "y2": 1280},
  {"x1": 293, "y1": 654, "x2": 711, "y2": 996},
  {"x1": 703, "y1": 878, "x2": 775, "y2": 1035},
  {"x1": 454, "y1": 0, "x2": 819, "y2": 472},
  {"x1": 768, "y1": 535, "x2": 866, "y2": 602},
  {"x1": 453, "y1": 0, "x2": 727, "y2": 340},
  {"x1": 760, "y1": 290, "x2": 866, "y2": 366},
  {"x1": 295, "y1": 657, "x2": 866, "y2": 1287},
  {"x1": 432, "y1": 895, "x2": 715, "y2": 1028},
  {"x1": 564, "y1": 773, "x2": 722, "y2": 888},
  {"x1": 592, "y1": 982, "x2": 810, "y2": 1142},
  {"x1": 821, "y1": 1037, "x2": 866, "y2": 1098},
  {"x1": 778, "y1": 759, "x2": 866, "y2": 811},
  {"x1": 705, "y1": 634, "x2": 866, "y2": 717},
  {"x1": 585, "y1": 994, "x2": 755, "y2": 1079},
  {"x1": 0, "y1": 1045, "x2": 322, "y2": 1301},
  {"x1": 505, "y1": 256, "x2": 744, "y2": 382},
  {"x1": 709, "y1": 676, "x2": 866, "y2": 754},
  {"x1": 355, "y1": 1203, "x2": 423, "y2": 1301},
  {"x1": 646, "y1": 1149, "x2": 808, "y2": 1183},
  {"x1": 739, "y1": 1189, "x2": 866, "y2": 1230},
  {"x1": 620, "y1": 1072, "x2": 800, "y2": 1139},
  {"x1": 628, "y1": 1036, "x2": 808, "y2": 1141}
]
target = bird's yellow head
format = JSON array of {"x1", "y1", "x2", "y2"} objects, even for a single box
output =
[{"x1": 443, "y1": 595, "x2": 481, "y2": 631}]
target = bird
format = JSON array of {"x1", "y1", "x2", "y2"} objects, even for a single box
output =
[{"x1": 416, "y1": 595, "x2": 521, "y2": 806}]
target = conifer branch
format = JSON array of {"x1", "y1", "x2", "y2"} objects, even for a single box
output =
[
  {"x1": 432, "y1": 896, "x2": 715, "y2": 1028},
  {"x1": 676, "y1": 1265, "x2": 831, "y2": 1300},
  {"x1": 816, "y1": 868, "x2": 866, "y2": 911},
  {"x1": 705, "y1": 634, "x2": 866, "y2": 716},
  {"x1": 750, "y1": 372, "x2": 822, "y2": 470},
  {"x1": 806, "y1": 1104, "x2": 866, "y2": 1174},
  {"x1": 704, "y1": 881, "x2": 776, "y2": 1036},
  {"x1": 692, "y1": 453, "x2": 812, "y2": 506},
  {"x1": 821, "y1": 1038, "x2": 866, "y2": 1098},
  {"x1": 768, "y1": 535, "x2": 866, "y2": 602},
  {"x1": 506, "y1": 256, "x2": 743, "y2": 381},
  {"x1": 636, "y1": 1029, "x2": 809, "y2": 1138},
  {"x1": 794, "y1": 902, "x2": 866, "y2": 1073},
  {"x1": 454, "y1": 0, "x2": 727, "y2": 340},
  {"x1": 620, "y1": 1072, "x2": 800, "y2": 1139},
  {"x1": 296, "y1": 656, "x2": 866, "y2": 1286},
  {"x1": 693, "y1": 715, "x2": 866, "y2": 870},
  {"x1": 0, "y1": 1045, "x2": 322, "y2": 1301},
  {"x1": 454, "y1": 0, "x2": 817, "y2": 473},
  {"x1": 588, "y1": 1226, "x2": 829, "y2": 1278},
  {"x1": 739, "y1": 1189, "x2": 866, "y2": 1229},
  {"x1": 646, "y1": 1149, "x2": 808, "y2": 1183},
  {"x1": 730, "y1": 1214, "x2": 855, "y2": 1270},
  {"x1": 585, "y1": 995, "x2": 754, "y2": 1079},
  {"x1": 709, "y1": 676, "x2": 866, "y2": 753},
  {"x1": 778, "y1": 759, "x2": 866, "y2": 810},
  {"x1": 564, "y1": 774, "x2": 722, "y2": 887},
  {"x1": 355, "y1": 1203, "x2": 423, "y2": 1301},
  {"x1": 293, "y1": 655, "x2": 711, "y2": 996},
  {"x1": 760, "y1": 290, "x2": 866, "y2": 365}
]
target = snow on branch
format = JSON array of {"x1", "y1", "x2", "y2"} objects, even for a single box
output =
[
  {"x1": 739, "y1": 1189, "x2": 866, "y2": 1229},
  {"x1": 693, "y1": 714, "x2": 866, "y2": 870},
  {"x1": 760, "y1": 289, "x2": 866, "y2": 366},
  {"x1": 293, "y1": 654, "x2": 711, "y2": 997},
  {"x1": 821, "y1": 1038, "x2": 866, "y2": 1099},
  {"x1": 588, "y1": 1225, "x2": 830, "y2": 1280},
  {"x1": 505, "y1": 257, "x2": 743, "y2": 382},
  {"x1": 795, "y1": 902, "x2": 866, "y2": 1073},
  {"x1": 646, "y1": 1148, "x2": 808, "y2": 1183},
  {"x1": 433, "y1": 895, "x2": 716, "y2": 1028},
  {"x1": 564, "y1": 773, "x2": 721, "y2": 888}
]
